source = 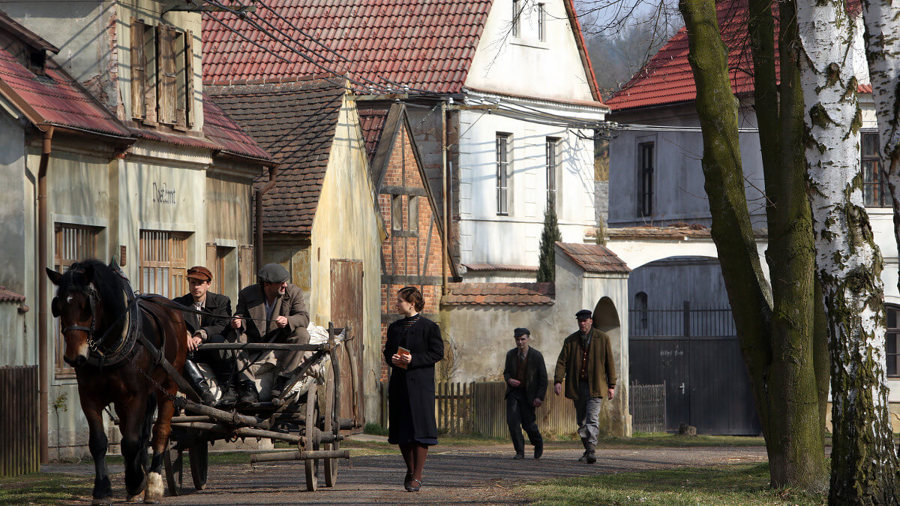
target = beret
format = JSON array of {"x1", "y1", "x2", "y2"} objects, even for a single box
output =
[
  {"x1": 186, "y1": 266, "x2": 212, "y2": 282},
  {"x1": 258, "y1": 263, "x2": 290, "y2": 283},
  {"x1": 514, "y1": 327, "x2": 530, "y2": 338},
  {"x1": 575, "y1": 309, "x2": 593, "y2": 320}
]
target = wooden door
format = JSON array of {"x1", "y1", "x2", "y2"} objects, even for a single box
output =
[{"x1": 331, "y1": 259, "x2": 364, "y2": 429}]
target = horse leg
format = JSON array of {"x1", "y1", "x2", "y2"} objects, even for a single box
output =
[
  {"x1": 117, "y1": 398, "x2": 148, "y2": 502},
  {"x1": 144, "y1": 389, "x2": 174, "y2": 503},
  {"x1": 82, "y1": 403, "x2": 112, "y2": 504}
]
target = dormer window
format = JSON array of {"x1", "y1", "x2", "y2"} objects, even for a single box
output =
[
  {"x1": 130, "y1": 18, "x2": 194, "y2": 129},
  {"x1": 28, "y1": 49, "x2": 46, "y2": 75}
]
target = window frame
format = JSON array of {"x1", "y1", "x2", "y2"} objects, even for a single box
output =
[
  {"x1": 130, "y1": 18, "x2": 193, "y2": 128},
  {"x1": 139, "y1": 229, "x2": 190, "y2": 298},
  {"x1": 638, "y1": 141, "x2": 655, "y2": 217},
  {"x1": 861, "y1": 131, "x2": 888, "y2": 208},
  {"x1": 538, "y1": 3, "x2": 546, "y2": 41},
  {"x1": 546, "y1": 137, "x2": 560, "y2": 213},
  {"x1": 512, "y1": 0, "x2": 521, "y2": 38},
  {"x1": 496, "y1": 133, "x2": 512, "y2": 216},
  {"x1": 887, "y1": 304, "x2": 900, "y2": 378}
]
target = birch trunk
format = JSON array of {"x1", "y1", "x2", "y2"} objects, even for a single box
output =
[
  {"x1": 681, "y1": 0, "x2": 826, "y2": 491},
  {"x1": 796, "y1": 0, "x2": 900, "y2": 502},
  {"x1": 863, "y1": 0, "x2": 900, "y2": 295}
]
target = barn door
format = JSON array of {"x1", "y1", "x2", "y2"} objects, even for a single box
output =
[{"x1": 330, "y1": 259, "x2": 364, "y2": 430}]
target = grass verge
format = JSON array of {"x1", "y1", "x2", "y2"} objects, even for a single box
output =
[
  {"x1": 521, "y1": 463, "x2": 825, "y2": 505},
  {"x1": 0, "y1": 473, "x2": 90, "y2": 504}
]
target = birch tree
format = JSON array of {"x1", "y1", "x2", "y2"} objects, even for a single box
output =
[{"x1": 796, "y1": 0, "x2": 900, "y2": 501}]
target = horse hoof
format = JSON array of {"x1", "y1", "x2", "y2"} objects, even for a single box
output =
[
  {"x1": 143, "y1": 471, "x2": 164, "y2": 503},
  {"x1": 126, "y1": 494, "x2": 142, "y2": 503},
  {"x1": 91, "y1": 498, "x2": 112, "y2": 506}
]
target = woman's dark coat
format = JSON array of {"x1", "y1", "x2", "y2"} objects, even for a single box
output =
[{"x1": 382, "y1": 316, "x2": 444, "y2": 443}]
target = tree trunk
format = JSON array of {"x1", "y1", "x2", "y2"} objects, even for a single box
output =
[
  {"x1": 747, "y1": 0, "x2": 827, "y2": 490},
  {"x1": 796, "y1": 0, "x2": 900, "y2": 502}
]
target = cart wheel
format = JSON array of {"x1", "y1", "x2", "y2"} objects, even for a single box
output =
[
  {"x1": 323, "y1": 372, "x2": 338, "y2": 487},
  {"x1": 304, "y1": 386, "x2": 319, "y2": 492},
  {"x1": 189, "y1": 440, "x2": 208, "y2": 490},
  {"x1": 163, "y1": 440, "x2": 184, "y2": 496}
]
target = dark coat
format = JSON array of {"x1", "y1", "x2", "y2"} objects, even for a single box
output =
[
  {"x1": 172, "y1": 292, "x2": 232, "y2": 340},
  {"x1": 383, "y1": 316, "x2": 444, "y2": 443},
  {"x1": 503, "y1": 347, "x2": 548, "y2": 404},
  {"x1": 234, "y1": 283, "x2": 310, "y2": 344},
  {"x1": 553, "y1": 327, "x2": 617, "y2": 400}
]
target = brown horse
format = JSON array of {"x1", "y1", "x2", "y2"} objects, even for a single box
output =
[{"x1": 47, "y1": 260, "x2": 187, "y2": 504}]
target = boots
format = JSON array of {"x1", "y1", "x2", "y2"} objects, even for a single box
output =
[
  {"x1": 237, "y1": 379, "x2": 259, "y2": 408},
  {"x1": 184, "y1": 359, "x2": 216, "y2": 405},
  {"x1": 585, "y1": 443, "x2": 597, "y2": 464},
  {"x1": 217, "y1": 380, "x2": 239, "y2": 409}
]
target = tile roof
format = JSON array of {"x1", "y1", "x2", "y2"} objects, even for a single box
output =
[
  {"x1": 207, "y1": 77, "x2": 347, "y2": 235},
  {"x1": 0, "y1": 45, "x2": 132, "y2": 139},
  {"x1": 463, "y1": 263, "x2": 538, "y2": 272},
  {"x1": 202, "y1": 95, "x2": 272, "y2": 163},
  {"x1": 605, "y1": 225, "x2": 713, "y2": 240},
  {"x1": 203, "y1": 0, "x2": 493, "y2": 94},
  {"x1": 358, "y1": 106, "x2": 389, "y2": 162},
  {"x1": 0, "y1": 286, "x2": 26, "y2": 303},
  {"x1": 556, "y1": 242, "x2": 630, "y2": 274},
  {"x1": 441, "y1": 282, "x2": 555, "y2": 306}
]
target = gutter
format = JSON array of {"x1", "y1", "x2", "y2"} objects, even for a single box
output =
[
  {"x1": 37, "y1": 125, "x2": 53, "y2": 464},
  {"x1": 255, "y1": 166, "x2": 278, "y2": 271}
]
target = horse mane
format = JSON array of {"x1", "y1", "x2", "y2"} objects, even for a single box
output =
[{"x1": 62, "y1": 259, "x2": 128, "y2": 325}]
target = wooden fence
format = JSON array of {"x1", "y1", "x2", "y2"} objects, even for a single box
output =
[{"x1": 0, "y1": 366, "x2": 40, "y2": 476}]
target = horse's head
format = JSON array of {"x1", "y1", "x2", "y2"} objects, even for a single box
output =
[{"x1": 46, "y1": 262, "x2": 105, "y2": 367}]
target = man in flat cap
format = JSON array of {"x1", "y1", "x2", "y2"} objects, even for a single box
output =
[
  {"x1": 553, "y1": 309, "x2": 616, "y2": 464},
  {"x1": 173, "y1": 266, "x2": 233, "y2": 405},
  {"x1": 503, "y1": 327, "x2": 547, "y2": 459},
  {"x1": 230, "y1": 263, "x2": 310, "y2": 406}
]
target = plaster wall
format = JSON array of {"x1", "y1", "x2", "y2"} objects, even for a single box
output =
[
  {"x1": 0, "y1": 108, "x2": 28, "y2": 295},
  {"x1": 628, "y1": 257, "x2": 729, "y2": 310},
  {"x1": 455, "y1": 108, "x2": 595, "y2": 268},
  {"x1": 310, "y1": 96, "x2": 383, "y2": 422},
  {"x1": 466, "y1": 0, "x2": 594, "y2": 103}
]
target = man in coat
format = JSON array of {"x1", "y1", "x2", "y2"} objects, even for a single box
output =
[
  {"x1": 503, "y1": 327, "x2": 547, "y2": 459},
  {"x1": 553, "y1": 309, "x2": 617, "y2": 464},
  {"x1": 173, "y1": 266, "x2": 233, "y2": 405},
  {"x1": 230, "y1": 263, "x2": 310, "y2": 406}
]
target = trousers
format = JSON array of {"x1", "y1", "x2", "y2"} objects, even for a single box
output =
[
  {"x1": 574, "y1": 382, "x2": 603, "y2": 446},
  {"x1": 506, "y1": 389, "x2": 543, "y2": 455}
]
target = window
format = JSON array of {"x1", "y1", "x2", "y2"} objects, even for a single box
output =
[
  {"x1": 391, "y1": 195, "x2": 402, "y2": 231},
  {"x1": 139, "y1": 230, "x2": 189, "y2": 298},
  {"x1": 635, "y1": 292, "x2": 648, "y2": 330},
  {"x1": 538, "y1": 3, "x2": 546, "y2": 41},
  {"x1": 213, "y1": 245, "x2": 236, "y2": 299},
  {"x1": 546, "y1": 137, "x2": 560, "y2": 212},
  {"x1": 639, "y1": 142, "x2": 655, "y2": 217},
  {"x1": 54, "y1": 223, "x2": 102, "y2": 376},
  {"x1": 862, "y1": 132, "x2": 888, "y2": 207},
  {"x1": 888, "y1": 305, "x2": 900, "y2": 378},
  {"x1": 409, "y1": 196, "x2": 419, "y2": 234},
  {"x1": 496, "y1": 134, "x2": 512, "y2": 216},
  {"x1": 131, "y1": 18, "x2": 194, "y2": 128},
  {"x1": 512, "y1": 0, "x2": 520, "y2": 37}
]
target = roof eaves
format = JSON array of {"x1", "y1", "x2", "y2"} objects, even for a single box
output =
[
  {"x1": 0, "y1": 11, "x2": 59, "y2": 54},
  {"x1": 563, "y1": 0, "x2": 603, "y2": 104}
]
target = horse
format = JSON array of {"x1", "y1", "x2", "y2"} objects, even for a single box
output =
[{"x1": 47, "y1": 259, "x2": 188, "y2": 504}]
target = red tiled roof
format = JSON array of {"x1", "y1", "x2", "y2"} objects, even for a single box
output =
[
  {"x1": 0, "y1": 47, "x2": 132, "y2": 138},
  {"x1": 606, "y1": 0, "x2": 753, "y2": 111},
  {"x1": 207, "y1": 78, "x2": 347, "y2": 235},
  {"x1": 442, "y1": 282, "x2": 555, "y2": 306},
  {"x1": 358, "y1": 107, "x2": 389, "y2": 162},
  {"x1": 202, "y1": 95, "x2": 272, "y2": 163},
  {"x1": 556, "y1": 242, "x2": 630, "y2": 274},
  {"x1": 203, "y1": 0, "x2": 493, "y2": 94},
  {"x1": 463, "y1": 263, "x2": 538, "y2": 272},
  {"x1": 605, "y1": 225, "x2": 712, "y2": 240},
  {"x1": 0, "y1": 286, "x2": 25, "y2": 303}
]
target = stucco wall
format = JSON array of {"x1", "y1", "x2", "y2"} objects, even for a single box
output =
[
  {"x1": 629, "y1": 257, "x2": 729, "y2": 310},
  {"x1": 310, "y1": 95, "x2": 383, "y2": 422},
  {"x1": 0, "y1": 106, "x2": 27, "y2": 294}
]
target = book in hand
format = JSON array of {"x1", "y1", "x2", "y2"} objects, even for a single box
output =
[{"x1": 396, "y1": 346, "x2": 411, "y2": 369}]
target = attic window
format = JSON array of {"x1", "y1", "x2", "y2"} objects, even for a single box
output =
[{"x1": 28, "y1": 49, "x2": 46, "y2": 75}]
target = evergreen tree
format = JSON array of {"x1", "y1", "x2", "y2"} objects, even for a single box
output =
[{"x1": 537, "y1": 204, "x2": 562, "y2": 282}]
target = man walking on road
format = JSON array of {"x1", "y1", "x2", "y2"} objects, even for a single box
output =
[
  {"x1": 553, "y1": 309, "x2": 616, "y2": 464},
  {"x1": 503, "y1": 327, "x2": 547, "y2": 460}
]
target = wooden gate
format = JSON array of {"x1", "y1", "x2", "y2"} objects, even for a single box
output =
[
  {"x1": 0, "y1": 366, "x2": 39, "y2": 476},
  {"x1": 629, "y1": 307, "x2": 761, "y2": 435},
  {"x1": 330, "y1": 259, "x2": 364, "y2": 429}
]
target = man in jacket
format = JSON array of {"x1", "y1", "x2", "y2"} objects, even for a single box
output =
[
  {"x1": 230, "y1": 263, "x2": 310, "y2": 406},
  {"x1": 553, "y1": 309, "x2": 616, "y2": 464},
  {"x1": 173, "y1": 266, "x2": 233, "y2": 405},
  {"x1": 503, "y1": 327, "x2": 547, "y2": 459}
]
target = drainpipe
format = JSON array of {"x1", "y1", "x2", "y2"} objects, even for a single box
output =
[
  {"x1": 255, "y1": 165, "x2": 278, "y2": 271},
  {"x1": 37, "y1": 125, "x2": 54, "y2": 464},
  {"x1": 441, "y1": 101, "x2": 449, "y2": 295}
]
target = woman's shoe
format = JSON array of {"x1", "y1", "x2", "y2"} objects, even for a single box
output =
[
  {"x1": 403, "y1": 472, "x2": 413, "y2": 491},
  {"x1": 407, "y1": 479, "x2": 422, "y2": 492}
]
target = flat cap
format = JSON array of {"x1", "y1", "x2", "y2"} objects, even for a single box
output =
[
  {"x1": 514, "y1": 327, "x2": 530, "y2": 338},
  {"x1": 258, "y1": 263, "x2": 290, "y2": 283},
  {"x1": 575, "y1": 309, "x2": 593, "y2": 320},
  {"x1": 186, "y1": 266, "x2": 212, "y2": 282}
]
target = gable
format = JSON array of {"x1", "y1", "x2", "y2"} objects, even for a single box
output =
[{"x1": 465, "y1": 0, "x2": 600, "y2": 104}]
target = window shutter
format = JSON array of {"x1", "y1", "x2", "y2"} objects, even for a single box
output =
[
  {"x1": 206, "y1": 242, "x2": 217, "y2": 274},
  {"x1": 130, "y1": 19, "x2": 146, "y2": 120},
  {"x1": 184, "y1": 30, "x2": 194, "y2": 128},
  {"x1": 157, "y1": 25, "x2": 176, "y2": 125},
  {"x1": 239, "y1": 245, "x2": 255, "y2": 289}
]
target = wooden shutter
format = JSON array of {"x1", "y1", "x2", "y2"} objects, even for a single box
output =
[
  {"x1": 157, "y1": 25, "x2": 176, "y2": 125},
  {"x1": 239, "y1": 245, "x2": 255, "y2": 290},
  {"x1": 184, "y1": 30, "x2": 194, "y2": 128},
  {"x1": 130, "y1": 18, "x2": 146, "y2": 120}
]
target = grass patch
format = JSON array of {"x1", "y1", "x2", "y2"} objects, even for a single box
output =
[
  {"x1": 363, "y1": 422, "x2": 389, "y2": 436},
  {"x1": 522, "y1": 463, "x2": 825, "y2": 505},
  {"x1": 0, "y1": 473, "x2": 90, "y2": 504},
  {"x1": 598, "y1": 432, "x2": 766, "y2": 448}
]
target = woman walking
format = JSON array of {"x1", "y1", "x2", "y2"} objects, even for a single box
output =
[{"x1": 383, "y1": 286, "x2": 444, "y2": 492}]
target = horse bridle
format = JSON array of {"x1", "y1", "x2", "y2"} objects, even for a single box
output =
[
  {"x1": 59, "y1": 282, "x2": 137, "y2": 365},
  {"x1": 60, "y1": 284, "x2": 102, "y2": 351}
]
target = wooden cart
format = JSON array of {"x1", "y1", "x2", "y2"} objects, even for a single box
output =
[{"x1": 161, "y1": 323, "x2": 354, "y2": 494}]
